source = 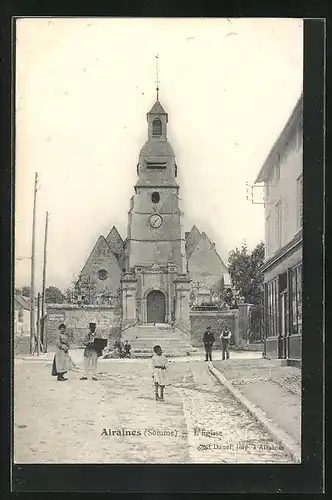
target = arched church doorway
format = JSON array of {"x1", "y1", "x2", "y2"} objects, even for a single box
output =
[{"x1": 147, "y1": 290, "x2": 166, "y2": 324}]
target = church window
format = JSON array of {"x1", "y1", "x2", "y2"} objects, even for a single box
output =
[
  {"x1": 146, "y1": 162, "x2": 166, "y2": 170},
  {"x1": 151, "y1": 192, "x2": 160, "y2": 204},
  {"x1": 152, "y1": 118, "x2": 162, "y2": 136},
  {"x1": 97, "y1": 269, "x2": 108, "y2": 281}
]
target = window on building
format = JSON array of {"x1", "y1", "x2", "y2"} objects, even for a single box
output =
[
  {"x1": 276, "y1": 200, "x2": 282, "y2": 249},
  {"x1": 291, "y1": 264, "x2": 302, "y2": 335},
  {"x1": 151, "y1": 191, "x2": 160, "y2": 204},
  {"x1": 266, "y1": 278, "x2": 279, "y2": 337},
  {"x1": 266, "y1": 213, "x2": 272, "y2": 256},
  {"x1": 297, "y1": 174, "x2": 303, "y2": 229},
  {"x1": 265, "y1": 180, "x2": 270, "y2": 201},
  {"x1": 275, "y1": 153, "x2": 281, "y2": 185},
  {"x1": 152, "y1": 118, "x2": 162, "y2": 136},
  {"x1": 146, "y1": 162, "x2": 166, "y2": 170}
]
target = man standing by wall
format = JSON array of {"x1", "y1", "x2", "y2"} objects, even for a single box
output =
[
  {"x1": 220, "y1": 325, "x2": 232, "y2": 360},
  {"x1": 203, "y1": 326, "x2": 215, "y2": 362},
  {"x1": 81, "y1": 322, "x2": 99, "y2": 380}
]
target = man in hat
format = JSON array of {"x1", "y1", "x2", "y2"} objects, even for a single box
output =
[
  {"x1": 203, "y1": 326, "x2": 215, "y2": 362},
  {"x1": 81, "y1": 322, "x2": 99, "y2": 381},
  {"x1": 220, "y1": 325, "x2": 232, "y2": 360}
]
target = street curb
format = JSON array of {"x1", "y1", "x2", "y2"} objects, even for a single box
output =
[
  {"x1": 15, "y1": 356, "x2": 53, "y2": 362},
  {"x1": 208, "y1": 364, "x2": 301, "y2": 463}
]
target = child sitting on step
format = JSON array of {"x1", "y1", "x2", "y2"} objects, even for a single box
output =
[{"x1": 151, "y1": 345, "x2": 169, "y2": 402}]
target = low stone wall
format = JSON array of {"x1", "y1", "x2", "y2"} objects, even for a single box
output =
[
  {"x1": 189, "y1": 310, "x2": 238, "y2": 348},
  {"x1": 14, "y1": 335, "x2": 30, "y2": 355},
  {"x1": 45, "y1": 304, "x2": 122, "y2": 349}
]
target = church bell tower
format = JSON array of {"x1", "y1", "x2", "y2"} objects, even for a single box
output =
[
  {"x1": 127, "y1": 98, "x2": 185, "y2": 271},
  {"x1": 121, "y1": 89, "x2": 191, "y2": 326}
]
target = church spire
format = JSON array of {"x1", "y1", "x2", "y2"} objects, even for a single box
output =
[{"x1": 155, "y1": 54, "x2": 159, "y2": 101}]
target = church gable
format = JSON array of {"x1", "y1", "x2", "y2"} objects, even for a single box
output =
[
  {"x1": 148, "y1": 100, "x2": 167, "y2": 115},
  {"x1": 79, "y1": 235, "x2": 122, "y2": 297},
  {"x1": 185, "y1": 225, "x2": 201, "y2": 258},
  {"x1": 106, "y1": 226, "x2": 124, "y2": 255},
  {"x1": 106, "y1": 226, "x2": 125, "y2": 269},
  {"x1": 187, "y1": 232, "x2": 228, "y2": 291},
  {"x1": 80, "y1": 236, "x2": 111, "y2": 276}
]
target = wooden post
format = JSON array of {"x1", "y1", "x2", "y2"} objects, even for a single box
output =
[
  {"x1": 30, "y1": 172, "x2": 38, "y2": 354},
  {"x1": 36, "y1": 293, "x2": 41, "y2": 355},
  {"x1": 41, "y1": 211, "x2": 49, "y2": 351}
]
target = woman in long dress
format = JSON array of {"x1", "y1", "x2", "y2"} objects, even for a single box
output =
[
  {"x1": 52, "y1": 324, "x2": 70, "y2": 381},
  {"x1": 151, "y1": 345, "x2": 169, "y2": 401}
]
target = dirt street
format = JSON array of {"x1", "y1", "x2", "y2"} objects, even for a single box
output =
[{"x1": 14, "y1": 356, "x2": 294, "y2": 464}]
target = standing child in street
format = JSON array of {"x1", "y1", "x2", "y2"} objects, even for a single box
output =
[{"x1": 151, "y1": 345, "x2": 168, "y2": 402}]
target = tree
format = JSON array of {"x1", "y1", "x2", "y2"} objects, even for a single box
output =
[
  {"x1": 227, "y1": 241, "x2": 265, "y2": 306},
  {"x1": 45, "y1": 286, "x2": 65, "y2": 304}
]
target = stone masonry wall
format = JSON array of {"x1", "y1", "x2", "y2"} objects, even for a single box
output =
[
  {"x1": 45, "y1": 304, "x2": 122, "y2": 349},
  {"x1": 189, "y1": 311, "x2": 237, "y2": 348}
]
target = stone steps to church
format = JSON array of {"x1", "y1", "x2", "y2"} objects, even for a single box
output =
[
  {"x1": 121, "y1": 324, "x2": 194, "y2": 359},
  {"x1": 130, "y1": 336, "x2": 198, "y2": 358},
  {"x1": 124, "y1": 333, "x2": 179, "y2": 339},
  {"x1": 122, "y1": 325, "x2": 191, "y2": 341},
  {"x1": 131, "y1": 348, "x2": 197, "y2": 358},
  {"x1": 130, "y1": 338, "x2": 190, "y2": 348}
]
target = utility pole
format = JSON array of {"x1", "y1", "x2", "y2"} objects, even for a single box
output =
[
  {"x1": 30, "y1": 172, "x2": 38, "y2": 354},
  {"x1": 41, "y1": 211, "x2": 49, "y2": 351},
  {"x1": 36, "y1": 292, "x2": 41, "y2": 355}
]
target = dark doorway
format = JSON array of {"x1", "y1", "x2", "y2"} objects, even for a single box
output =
[{"x1": 147, "y1": 290, "x2": 166, "y2": 323}]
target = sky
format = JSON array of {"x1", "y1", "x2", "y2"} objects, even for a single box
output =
[{"x1": 14, "y1": 17, "x2": 303, "y2": 292}]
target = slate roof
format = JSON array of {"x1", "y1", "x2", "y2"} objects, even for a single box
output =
[
  {"x1": 106, "y1": 226, "x2": 124, "y2": 255},
  {"x1": 80, "y1": 235, "x2": 114, "y2": 276},
  {"x1": 200, "y1": 231, "x2": 228, "y2": 269},
  {"x1": 185, "y1": 226, "x2": 228, "y2": 270},
  {"x1": 185, "y1": 225, "x2": 202, "y2": 257},
  {"x1": 15, "y1": 295, "x2": 31, "y2": 310},
  {"x1": 79, "y1": 227, "x2": 126, "y2": 279},
  {"x1": 147, "y1": 100, "x2": 168, "y2": 115}
]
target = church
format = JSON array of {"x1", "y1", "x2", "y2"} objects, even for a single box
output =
[{"x1": 76, "y1": 95, "x2": 229, "y2": 328}]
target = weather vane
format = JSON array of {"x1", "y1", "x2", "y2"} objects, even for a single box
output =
[{"x1": 155, "y1": 55, "x2": 159, "y2": 100}]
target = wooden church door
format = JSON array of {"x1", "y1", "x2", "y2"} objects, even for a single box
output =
[{"x1": 147, "y1": 291, "x2": 166, "y2": 323}]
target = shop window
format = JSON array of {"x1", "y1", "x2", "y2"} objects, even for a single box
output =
[
  {"x1": 297, "y1": 174, "x2": 303, "y2": 229},
  {"x1": 266, "y1": 278, "x2": 279, "y2": 337},
  {"x1": 276, "y1": 200, "x2": 282, "y2": 249},
  {"x1": 291, "y1": 264, "x2": 302, "y2": 335}
]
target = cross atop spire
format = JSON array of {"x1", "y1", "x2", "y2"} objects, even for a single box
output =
[{"x1": 155, "y1": 55, "x2": 159, "y2": 100}]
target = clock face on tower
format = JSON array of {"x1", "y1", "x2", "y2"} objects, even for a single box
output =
[{"x1": 149, "y1": 213, "x2": 163, "y2": 229}]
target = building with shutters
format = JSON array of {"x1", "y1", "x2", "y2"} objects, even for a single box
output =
[
  {"x1": 255, "y1": 93, "x2": 303, "y2": 365},
  {"x1": 75, "y1": 96, "x2": 228, "y2": 327}
]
